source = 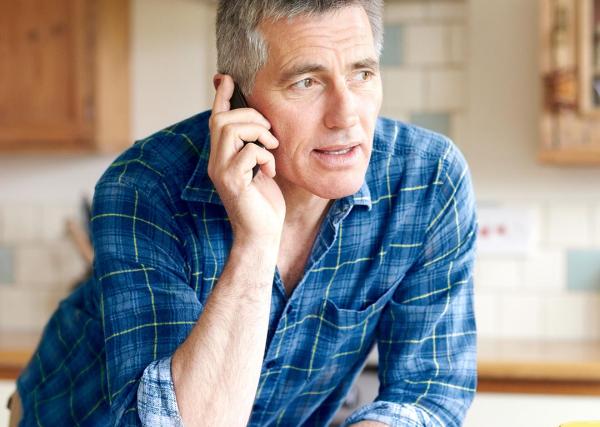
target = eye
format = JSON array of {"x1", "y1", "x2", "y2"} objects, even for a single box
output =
[
  {"x1": 354, "y1": 70, "x2": 374, "y2": 82},
  {"x1": 292, "y1": 78, "x2": 316, "y2": 89}
]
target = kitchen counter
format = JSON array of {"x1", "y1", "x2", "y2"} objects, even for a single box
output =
[
  {"x1": 2, "y1": 333, "x2": 600, "y2": 395},
  {"x1": 477, "y1": 339, "x2": 600, "y2": 395},
  {"x1": 364, "y1": 339, "x2": 600, "y2": 396},
  {"x1": 0, "y1": 331, "x2": 40, "y2": 380}
]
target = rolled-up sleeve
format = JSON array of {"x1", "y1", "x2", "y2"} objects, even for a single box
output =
[
  {"x1": 343, "y1": 143, "x2": 478, "y2": 427},
  {"x1": 137, "y1": 356, "x2": 183, "y2": 426},
  {"x1": 91, "y1": 182, "x2": 201, "y2": 426}
]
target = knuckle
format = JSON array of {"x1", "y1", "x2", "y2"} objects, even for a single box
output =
[
  {"x1": 208, "y1": 114, "x2": 217, "y2": 130},
  {"x1": 221, "y1": 123, "x2": 235, "y2": 138},
  {"x1": 244, "y1": 141, "x2": 258, "y2": 153},
  {"x1": 209, "y1": 112, "x2": 225, "y2": 130},
  {"x1": 207, "y1": 163, "x2": 216, "y2": 180}
]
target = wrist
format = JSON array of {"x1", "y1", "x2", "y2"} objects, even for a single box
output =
[
  {"x1": 232, "y1": 233, "x2": 281, "y2": 255},
  {"x1": 230, "y1": 237, "x2": 279, "y2": 269}
]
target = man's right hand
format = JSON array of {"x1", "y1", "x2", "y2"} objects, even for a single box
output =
[{"x1": 208, "y1": 74, "x2": 286, "y2": 246}]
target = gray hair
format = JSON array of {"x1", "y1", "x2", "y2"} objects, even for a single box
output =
[{"x1": 216, "y1": 0, "x2": 384, "y2": 96}]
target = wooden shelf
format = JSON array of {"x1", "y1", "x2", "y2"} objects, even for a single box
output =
[{"x1": 539, "y1": 146, "x2": 600, "y2": 165}]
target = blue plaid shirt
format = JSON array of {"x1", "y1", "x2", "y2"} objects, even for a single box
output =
[{"x1": 16, "y1": 110, "x2": 477, "y2": 426}]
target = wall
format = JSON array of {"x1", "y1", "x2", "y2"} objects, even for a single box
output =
[
  {"x1": 1, "y1": 0, "x2": 600, "y2": 340},
  {"x1": 2, "y1": 1, "x2": 600, "y2": 425},
  {"x1": 131, "y1": 0, "x2": 216, "y2": 140},
  {"x1": 0, "y1": 0, "x2": 217, "y2": 331},
  {"x1": 465, "y1": 0, "x2": 600, "y2": 340},
  {"x1": 378, "y1": 0, "x2": 600, "y2": 342}
]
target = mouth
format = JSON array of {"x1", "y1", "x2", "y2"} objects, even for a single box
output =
[
  {"x1": 313, "y1": 144, "x2": 359, "y2": 155},
  {"x1": 311, "y1": 144, "x2": 362, "y2": 168}
]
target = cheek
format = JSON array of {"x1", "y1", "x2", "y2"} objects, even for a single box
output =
[{"x1": 270, "y1": 111, "x2": 316, "y2": 155}]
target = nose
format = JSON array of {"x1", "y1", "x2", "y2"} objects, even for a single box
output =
[{"x1": 323, "y1": 82, "x2": 359, "y2": 129}]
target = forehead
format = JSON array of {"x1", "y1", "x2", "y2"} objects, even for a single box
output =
[{"x1": 258, "y1": 6, "x2": 376, "y2": 69}]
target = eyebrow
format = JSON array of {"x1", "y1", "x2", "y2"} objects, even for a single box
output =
[{"x1": 277, "y1": 57, "x2": 380, "y2": 85}]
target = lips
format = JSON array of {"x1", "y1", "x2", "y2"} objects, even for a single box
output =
[
  {"x1": 315, "y1": 147, "x2": 353, "y2": 155},
  {"x1": 314, "y1": 144, "x2": 358, "y2": 155},
  {"x1": 311, "y1": 144, "x2": 362, "y2": 169}
]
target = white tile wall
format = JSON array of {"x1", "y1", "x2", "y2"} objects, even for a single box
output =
[
  {"x1": 0, "y1": 201, "x2": 87, "y2": 332},
  {"x1": 498, "y1": 294, "x2": 544, "y2": 339},
  {"x1": 521, "y1": 249, "x2": 565, "y2": 291},
  {"x1": 472, "y1": 198, "x2": 600, "y2": 340},
  {"x1": 13, "y1": 240, "x2": 86, "y2": 291},
  {"x1": 383, "y1": 3, "x2": 427, "y2": 23},
  {"x1": 40, "y1": 204, "x2": 81, "y2": 241},
  {"x1": 0, "y1": 287, "x2": 65, "y2": 331},
  {"x1": 54, "y1": 240, "x2": 88, "y2": 286},
  {"x1": 382, "y1": 0, "x2": 468, "y2": 130},
  {"x1": 475, "y1": 256, "x2": 522, "y2": 290},
  {"x1": 425, "y1": 68, "x2": 466, "y2": 111},
  {"x1": 0, "y1": 209, "x2": 4, "y2": 243},
  {"x1": 384, "y1": 1, "x2": 466, "y2": 23},
  {"x1": 542, "y1": 292, "x2": 600, "y2": 341},
  {"x1": 593, "y1": 203, "x2": 600, "y2": 246},
  {"x1": 382, "y1": 68, "x2": 426, "y2": 111},
  {"x1": 1, "y1": 205, "x2": 41, "y2": 244},
  {"x1": 15, "y1": 243, "x2": 61, "y2": 288},
  {"x1": 382, "y1": 110, "x2": 411, "y2": 123},
  {"x1": 426, "y1": 1, "x2": 466, "y2": 21},
  {"x1": 473, "y1": 290, "x2": 500, "y2": 338},
  {"x1": 2, "y1": 0, "x2": 598, "y2": 346},
  {"x1": 450, "y1": 113, "x2": 469, "y2": 148},
  {"x1": 405, "y1": 24, "x2": 450, "y2": 65},
  {"x1": 449, "y1": 24, "x2": 467, "y2": 64},
  {"x1": 544, "y1": 204, "x2": 594, "y2": 248}
]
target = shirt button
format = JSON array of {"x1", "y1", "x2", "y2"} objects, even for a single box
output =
[{"x1": 265, "y1": 360, "x2": 277, "y2": 369}]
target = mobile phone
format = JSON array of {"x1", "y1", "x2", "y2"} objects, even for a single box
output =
[{"x1": 230, "y1": 83, "x2": 264, "y2": 178}]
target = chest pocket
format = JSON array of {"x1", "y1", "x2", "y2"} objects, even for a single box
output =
[{"x1": 301, "y1": 284, "x2": 397, "y2": 384}]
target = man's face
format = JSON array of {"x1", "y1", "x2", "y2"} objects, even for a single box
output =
[{"x1": 247, "y1": 6, "x2": 382, "y2": 200}]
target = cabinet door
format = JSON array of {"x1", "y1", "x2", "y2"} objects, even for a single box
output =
[
  {"x1": 579, "y1": 0, "x2": 600, "y2": 115},
  {"x1": 0, "y1": 0, "x2": 93, "y2": 150},
  {"x1": 539, "y1": 0, "x2": 600, "y2": 165}
]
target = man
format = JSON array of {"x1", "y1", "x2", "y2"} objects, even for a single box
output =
[{"x1": 10, "y1": 0, "x2": 478, "y2": 426}]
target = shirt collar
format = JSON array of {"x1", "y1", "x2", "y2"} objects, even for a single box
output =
[
  {"x1": 181, "y1": 131, "x2": 223, "y2": 205},
  {"x1": 181, "y1": 131, "x2": 373, "y2": 214}
]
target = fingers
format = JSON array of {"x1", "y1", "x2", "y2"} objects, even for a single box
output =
[
  {"x1": 212, "y1": 74, "x2": 234, "y2": 114},
  {"x1": 209, "y1": 73, "x2": 278, "y2": 192},
  {"x1": 215, "y1": 122, "x2": 278, "y2": 161},
  {"x1": 210, "y1": 143, "x2": 276, "y2": 194},
  {"x1": 210, "y1": 74, "x2": 271, "y2": 129},
  {"x1": 232, "y1": 143, "x2": 276, "y2": 179},
  {"x1": 207, "y1": 120, "x2": 279, "y2": 188},
  {"x1": 212, "y1": 108, "x2": 271, "y2": 130}
]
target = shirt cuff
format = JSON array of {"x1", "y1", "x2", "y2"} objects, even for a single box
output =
[
  {"x1": 137, "y1": 356, "x2": 184, "y2": 427},
  {"x1": 340, "y1": 401, "x2": 433, "y2": 427}
]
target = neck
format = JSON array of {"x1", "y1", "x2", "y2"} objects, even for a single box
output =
[{"x1": 275, "y1": 176, "x2": 333, "y2": 228}]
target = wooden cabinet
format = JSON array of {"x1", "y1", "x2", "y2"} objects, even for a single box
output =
[
  {"x1": 579, "y1": 0, "x2": 600, "y2": 115},
  {"x1": 540, "y1": 0, "x2": 600, "y2": 165},
  {"x1": 0, "y1": 0, "x2": 130, "y2": 153}
]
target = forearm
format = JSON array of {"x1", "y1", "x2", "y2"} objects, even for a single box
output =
[{"x1": 171, "y1": 239, "x2": 278, "y2": 427}]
